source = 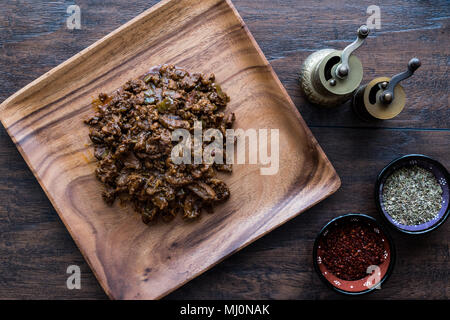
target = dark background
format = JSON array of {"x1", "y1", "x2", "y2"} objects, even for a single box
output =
[{"x1": 0, "y1": 0, "x2": 448, "y2": 299}]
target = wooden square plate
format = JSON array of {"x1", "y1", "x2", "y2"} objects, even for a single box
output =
[{"x1": 0, "y1": 0, "x2": 340, "y2": 299}]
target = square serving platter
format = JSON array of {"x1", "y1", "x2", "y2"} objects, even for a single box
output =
[{"x1": 0, "y1": 0, "x2": 340, "y2": 299}]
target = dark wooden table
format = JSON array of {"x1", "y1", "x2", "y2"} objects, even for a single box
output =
[{"x1": 0, "y1": 0, "x2": 448, "y2": 299}]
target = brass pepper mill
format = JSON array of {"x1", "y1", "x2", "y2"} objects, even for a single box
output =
[
  {"x1": 299, "y1": 25, "x2": 370, "y2": 107},
  {"x1": 352, "y1": 58, "x2": 421, "y2": 121}
]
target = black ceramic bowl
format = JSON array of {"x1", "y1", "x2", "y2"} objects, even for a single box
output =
[
  {"x1": 375, "y1": 154, "x2": 450, "y2": 234},
  {"x1": 313, "y1": 213, "x2": 396, "y2": 295}
]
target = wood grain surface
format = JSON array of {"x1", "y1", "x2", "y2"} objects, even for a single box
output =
[
  {"x1": 0, "y1": 0, "x2": 448, "y2": 299},
  {"x1": 0, "y1": 0, "x2": 340, "y2": 299}
]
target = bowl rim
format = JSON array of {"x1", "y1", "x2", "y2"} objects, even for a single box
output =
[
  {"x1": 313, "y1": 213, "x2": 396, "y2": 296},
  {"x1": 375, "y1": 154, "x2": 450, "y2": 235}
]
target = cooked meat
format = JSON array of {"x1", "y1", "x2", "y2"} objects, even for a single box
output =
[{"x1": 85, "y1": 64, "x2": 234, "y2": 224}]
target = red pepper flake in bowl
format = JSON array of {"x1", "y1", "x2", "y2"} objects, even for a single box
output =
[{"x1": 318, "y1": 221, "x2": 386, "y2": 281}]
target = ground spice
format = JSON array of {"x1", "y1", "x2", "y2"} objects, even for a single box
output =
[
  {"x1": 318, "y1": 222, "x2": 386, "y2": 281},
  {"x1": 382, "y1": 165, "x2": 443, "y2": 226}
]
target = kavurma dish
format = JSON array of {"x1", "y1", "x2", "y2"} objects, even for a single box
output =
[{"x1": 85, "y1": 64, "x2": 235, "y2": 224}]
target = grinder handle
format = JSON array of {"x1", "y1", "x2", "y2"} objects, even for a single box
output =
[{"x1": 380, "y1": 58, "x2": 421, "y2": 104}]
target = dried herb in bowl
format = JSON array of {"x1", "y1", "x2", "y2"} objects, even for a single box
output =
[{"x1": 382, "y1": 165, "x2": 443, "y2": 226}]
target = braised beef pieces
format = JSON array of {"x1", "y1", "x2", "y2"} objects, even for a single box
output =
[{"x1": 85, "y1": 64, "x2": 234, "y2": 224}]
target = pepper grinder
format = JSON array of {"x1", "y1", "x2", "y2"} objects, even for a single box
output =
[
  {"x1": 352, "y1": 58, "x2": 421, "y2": 121},
  {"x1": 299, "y1": 25, "x2": 370, "y2": 107}
]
